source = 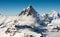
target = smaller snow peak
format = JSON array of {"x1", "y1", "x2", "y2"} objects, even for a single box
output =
[
  {"x1": 47, "y1": 10, "x2": 59, "y2": 19},
  {"x1": 48, "y1": 10, "x2": 57, "y2": 14}
]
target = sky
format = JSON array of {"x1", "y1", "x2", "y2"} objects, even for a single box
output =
[{"x1": 0, "y1": 0, "x2": 60, "y2": 16}]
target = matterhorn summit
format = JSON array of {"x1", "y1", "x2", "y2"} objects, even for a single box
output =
[
  {"x1": 18, "y1": 5, "x2": 42, "y2": 27},
  {"x1": 19, "y1": 5, "x2": 38, "y2": 17}
]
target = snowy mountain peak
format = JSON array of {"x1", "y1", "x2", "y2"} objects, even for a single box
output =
[
  {"x1": 47, "y1": 10, "x2": 59, "y2": 19},
  {"x1": 19, "y1": 5, "x2": 38, "y2": 16},
  {"x1": 48, "y1": 10, "x2": 57, "y2": 14},
  {"x1": 17, "y1": 5, "x2": 42, "y2": 27}
]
